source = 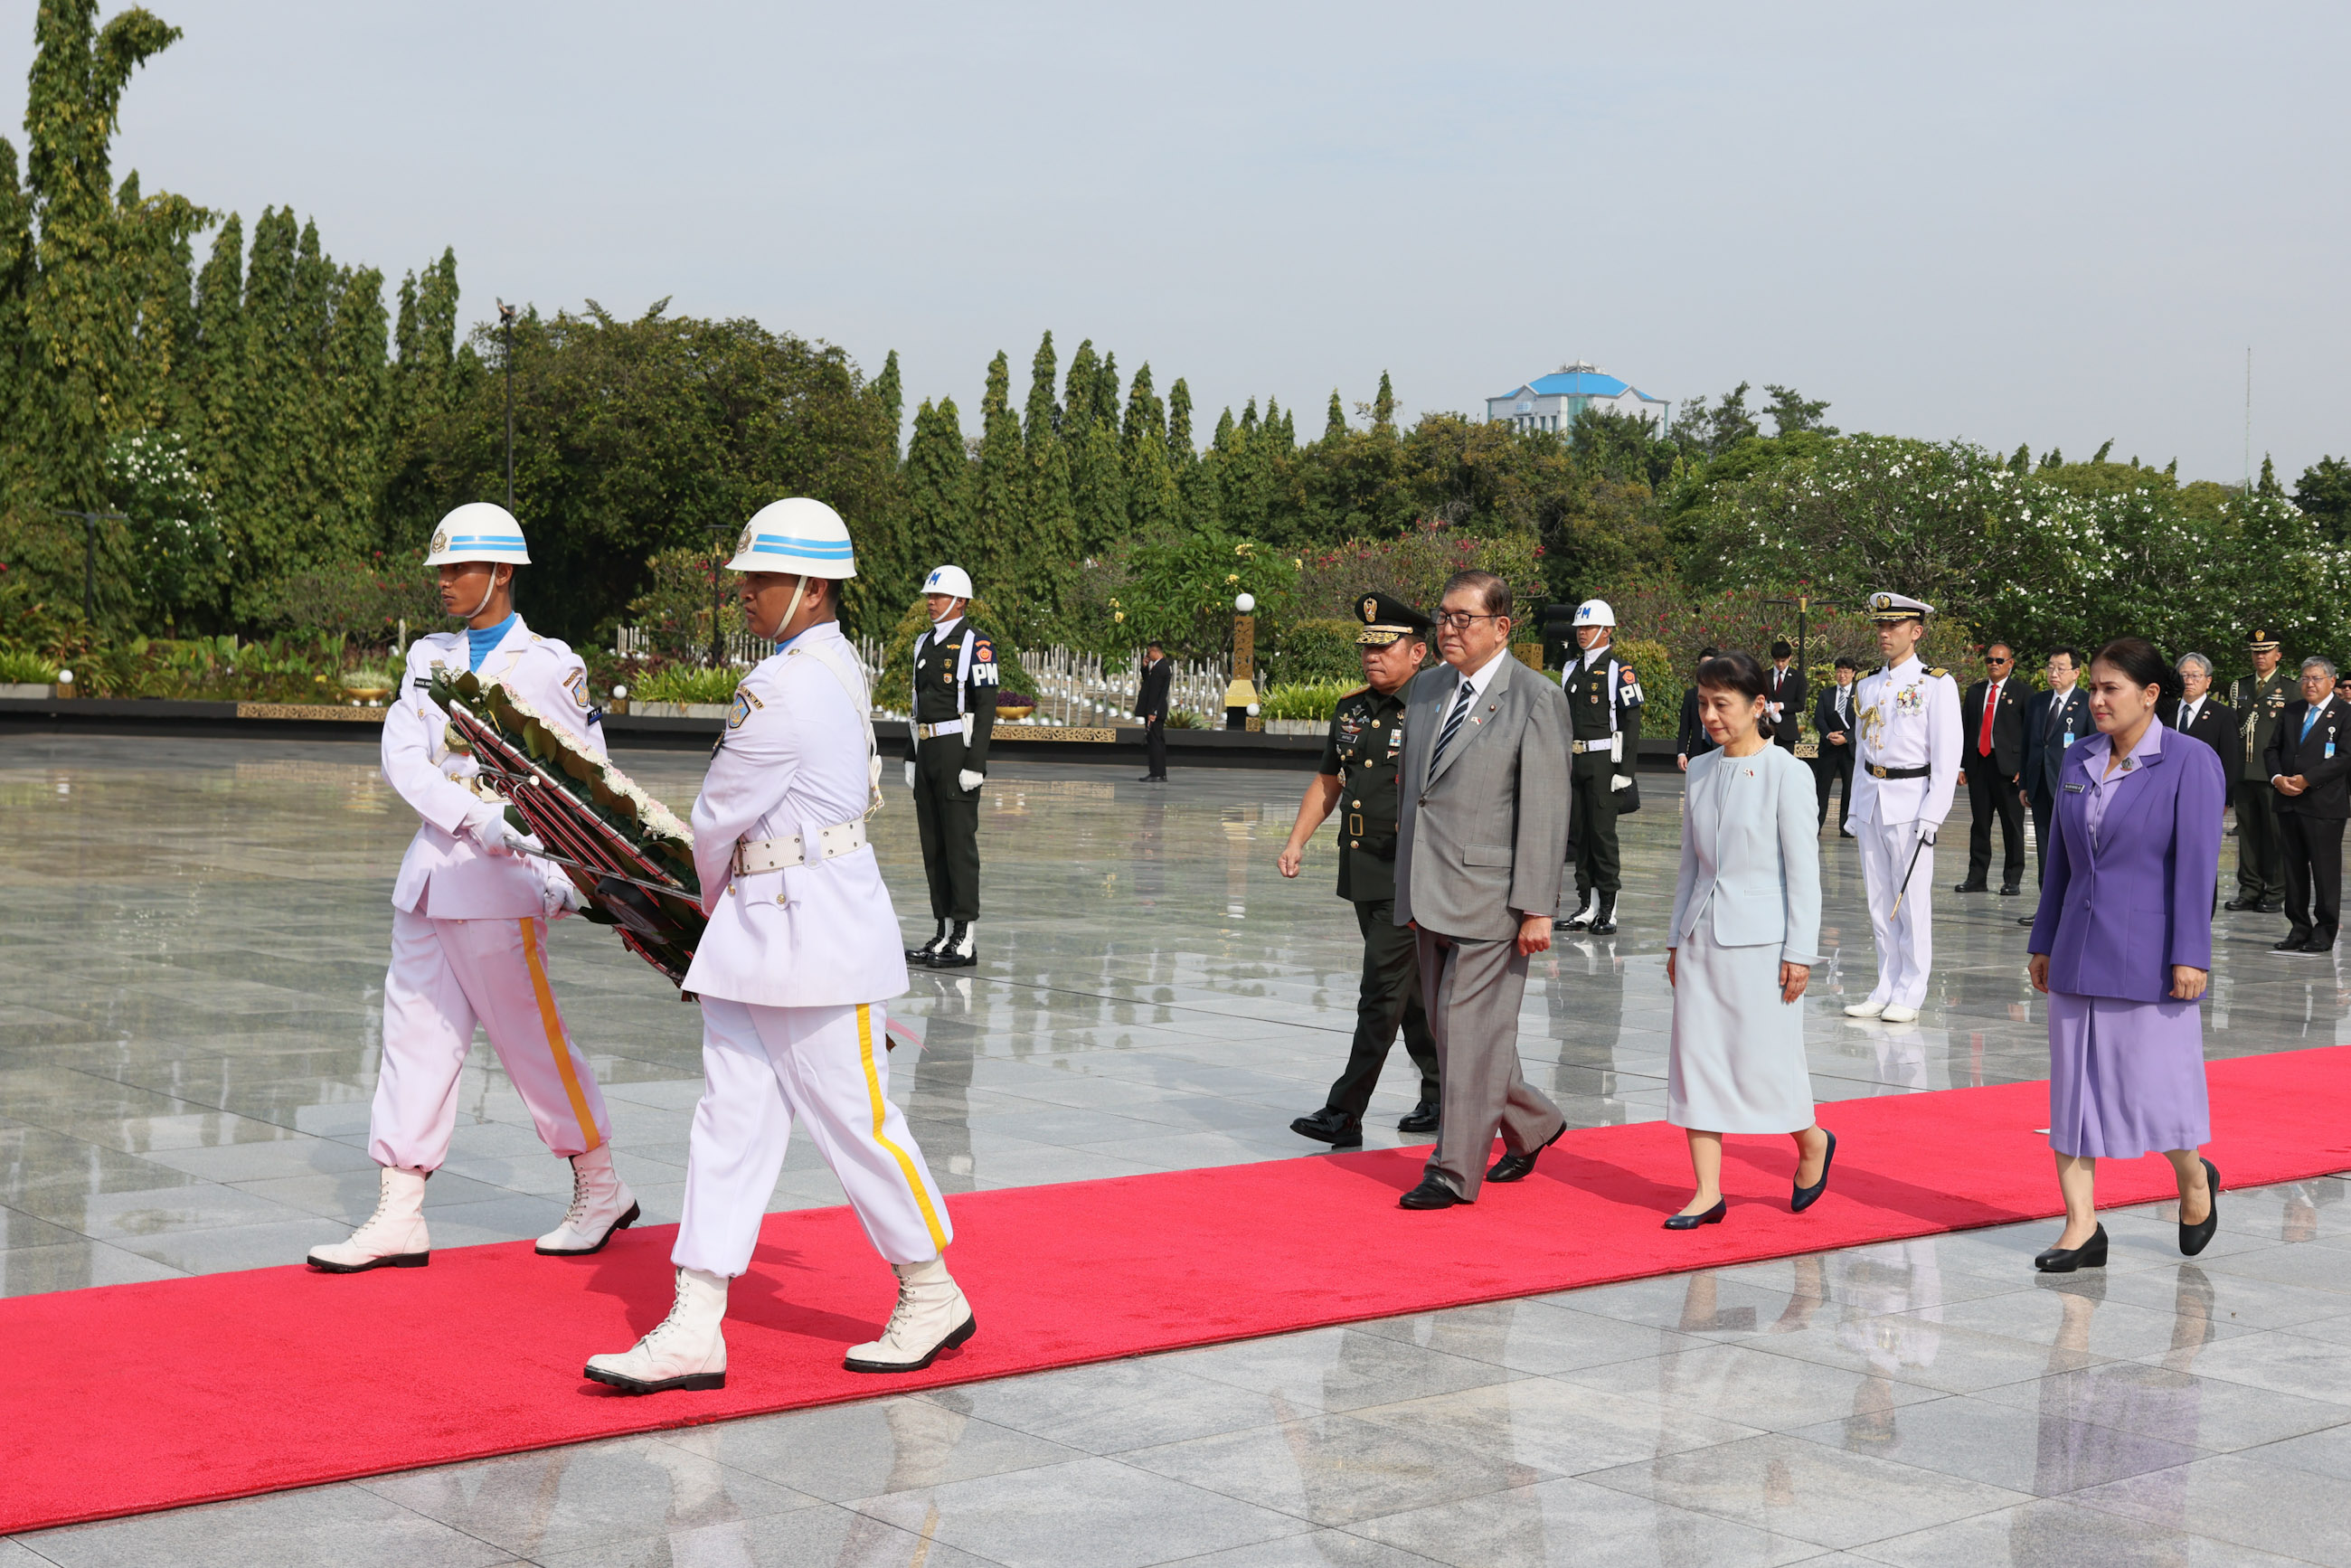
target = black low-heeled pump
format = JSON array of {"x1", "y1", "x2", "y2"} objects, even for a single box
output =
[
  {"x1": 2035, "y1": 1223, "x2": 2108, "y2": 1272},
  {"x1": 1664, "y1": 1198, "x2": 1727, "y2": 1231},
  {"x1": 2180, "y1": 1158, "x2": 2221, "y2": 1257},
  {"x1": 1791, "y1": 1129, "x2": 1836, "y2": 1214}
]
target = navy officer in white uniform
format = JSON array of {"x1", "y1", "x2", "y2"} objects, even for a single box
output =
[
  {"x1": 1843, "y1": 592, "x2": 1962, "y2": 1025},
  {"x1": 310, "y1": 503, "x2": 637, "y2": 1273},
  {"x1": 585, "y1": 498, "x2": 973, "y2": 1394}
]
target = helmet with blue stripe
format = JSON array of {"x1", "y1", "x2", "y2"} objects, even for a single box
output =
[
  {"x1": 723, "y1": 497, "x2": 857, "y2": 579},
  {"x1": 424, "y1": 502, "x2": 531, "y2": 566}
]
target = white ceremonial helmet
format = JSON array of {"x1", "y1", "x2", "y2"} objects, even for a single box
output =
[
  {"x1": 723, "y1": 497, "x2": 857, "y2": 578},
  {"x1": 1572, "y1": 598, "x2": 1617, "y2": 628},
  {"x1": 922, "y1": 564, "x2": 975, "y2": 600},
  {"x1": 424, "y1": 502, "x2": 531, "y2": 566}
]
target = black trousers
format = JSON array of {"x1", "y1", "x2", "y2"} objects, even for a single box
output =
[
  {"x1": 2028, "y1": 786, "x2": 2056, "y2": 884},
  {"x1": 911, "y1": 738, "x2": 981, "y2": 921},
  {"x1": 1143, "y1": 716, "x2": 1166, "y2": 779},
  {"x1": 1815, "y1": 744, "x2": 1855, "y2": 827},
  {"x1": 1323, "y1": 898, "x2": 1440, "y2": 1120},
  {"x1": 2236, "y1": 778, "x2": 2287, "y2": 903},
  {"x1": 2278, "y1": 810, "x2": 2344, "y2": 942},
  {"x1": 1567, "y1": 749, "x2": 1621, "y2": 897},
  {"x1": 1963, "y1": 757, "x2": 2025, "y2": 888}
]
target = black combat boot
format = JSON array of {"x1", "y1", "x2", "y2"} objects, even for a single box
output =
[{"x1": 1589, "y1": 893, "x2": 1619, "y2": 935}]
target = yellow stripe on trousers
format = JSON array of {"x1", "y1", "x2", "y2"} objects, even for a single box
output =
[
  {"x1": 518, "y1": 919, "x2": 602, "y2": 1155},
  {"x1": 858, "y1": 1004, "x2": 948, "y2": 1252}
]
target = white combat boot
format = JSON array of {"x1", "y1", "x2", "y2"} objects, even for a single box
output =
[
  {"x1": 583, "y1": 1267, "x2": 729, "y2": 1393},
  {"x1": 536, "y1": 1146, "x2": 642, "y2": 1256},
  {"x1": 844, "y1": 1257, "x2": 977, "y2": 1373},
  {"x1": 307, "y1": 1166, "x2": 430, "y2": 1273}
]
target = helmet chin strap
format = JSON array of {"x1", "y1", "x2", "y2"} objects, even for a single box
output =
[
  {"x1": 777, "y1": 574, "x2": 810, "y2": 639},
  {"x1": 460, "y1": 564, "x2": 504, "y2": 622}
]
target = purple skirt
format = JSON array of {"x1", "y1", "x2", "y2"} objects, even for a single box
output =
[{"x1": 2046, "y1": 989, "x2": 2210, "y2": 1159}]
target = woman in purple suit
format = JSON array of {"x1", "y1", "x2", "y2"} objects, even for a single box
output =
[{"x1": 2025, "y1": 638, "x2": 2227, "y2": 1272}]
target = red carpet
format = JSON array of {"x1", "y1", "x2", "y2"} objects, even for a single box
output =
[{"x1": 8, "y1": 1044, "x2": 2351, "y2": 1535}]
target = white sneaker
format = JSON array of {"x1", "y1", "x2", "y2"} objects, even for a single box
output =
[
  {"x1": 537, "y1": 1146, "x2": 641, "y2": 1256},
  {"x1": 1880, "y1": 1004, "x2": 1921, "y2": 1023},
  {"x1": 307, "y1": 1166, "x2": 430, "y2": 1272},
  {"x1": 845, "y1": 1257, "x2": 977, "y2": 1373},
  {"x1": 1844, "y1": 1000, "x2": 1886, "y2": 1018},
  {"x1": 583, "y1": 1267, "x2": 729, "y2": 1393}
]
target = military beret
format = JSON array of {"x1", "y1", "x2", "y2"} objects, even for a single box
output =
[{"x1": 1354, "y1": 590, "x2": 1431, "y2": 646}]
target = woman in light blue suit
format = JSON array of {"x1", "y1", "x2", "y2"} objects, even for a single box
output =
[{"x1": 1664, "y1": 651, "x2": 1835, "y2": 1229}]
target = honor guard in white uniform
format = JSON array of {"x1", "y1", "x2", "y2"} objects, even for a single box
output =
[
  {"x1": 309, "y1": 503, "x2": 637, "y2": 1274},
  {"x1": 902, "y1": 564, "x2": 996, "y2": 969},
  {"x1": 586, "y1": 499, "x2": 971, "y2": 1395},
  {"x1": 1843, "y1": 592, "x2": 1962, "y2": 1024}
]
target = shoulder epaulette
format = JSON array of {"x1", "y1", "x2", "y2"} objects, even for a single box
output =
[
  {"x1": 1341, "y1": 684, "x2": 1369, "y2": 698},
  {"x1": 1927, "y1": 666, "x2": 1949, "y2": 679}
]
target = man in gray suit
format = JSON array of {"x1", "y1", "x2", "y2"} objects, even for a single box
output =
[{"x1": 1393, "y1": 570, "x2": 1572, "y2": 1209}]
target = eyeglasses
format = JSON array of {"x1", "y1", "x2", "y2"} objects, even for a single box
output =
[
  {"x1": 1986, "y1": 656, "x2": 2011, "y2": 666},
  {"x1": 1432, "y1": 610, "x2": 1501, "y2": 631}
]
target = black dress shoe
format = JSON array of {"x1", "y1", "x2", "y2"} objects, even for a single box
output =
[
  {"x1": 2275, "y1": 934, "x2": 2314, "y2": 953},
  {"x1": 1953, "y1": 881, "x2": 1989, "y2": 893},
  {"x1": 1486, "y1": 1122, "x2": 1566, "y2": 1184},
  {"x1": 1588, "y1": 893, "x2": 1619, "y2": 936},
  {"x1": 2034, "y1": 1223, "x2": 2108, "y2": 1272},
  {"x1": 1791, "y1": 1129, "x2": 1836, "y2": 1213},
  {"x1": 2260, "y1": 901, "x2": 2287, "y2": 914},
  {"x1": 1289, "y1": 1108, "x2": 1363, "y2": 1148},
  {"x1": 1398, "y1": 1176, "x2": 1467, "y2": 1210},
  {"x1": 2313, "y1": 940, "x2": 2337, "y2": 955},
  {"x1": 2181, "y1": 1157, "x2": 2221, "y2": 1257},
  {"x1": 1663, "y1": 1198, "x2": 1726, "y2": 1230},
  {"x1": 1396, "y1": 1100, "x2": 1440, "y2": 1134},
  {"x1": 1999, "y1": 883, "x2": 2022, "y2": 896},
  {"x1": 2016, "y1": 914, "x2": 2036, "y2": 927},
  {"x1": 2224, "y1": 896, "x2": 2261, "y2": 912},
  {"x1": 1839, "y1": 829, "x2": 1856, "y2": 838}
]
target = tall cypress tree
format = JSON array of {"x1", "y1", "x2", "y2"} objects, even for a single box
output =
[
  {"x1": 972, "y1": 349, "x2": 1024, "y2": 599},
  {"x1": 902, "y1": 396, "x2": 969, "y2": 595},
  {"x1": 1024, "y1": 330, "x2": 1058, "y2": 453},
  {"x1": 871, "y1": 347, "x2": 902, "y2": 464},
  {"x1": 1324, "y1": 390, "x2": 1346, "y2": 443},
  {"x1": 1372, "y1": 370, "x2": 1396, "y2": 434},
  {"x1": 1023, "y1": 421, "x2": 1077, "y2": 625},
  {"x1": 1167, "y1": 377, "x2": 1194, "y2": 461},
  {"x1": 1122, "y1": 362, "x2": 1165, "y2": 458},
  {"x1": 1062, "y1": 338, "x2": 1098, "y2": 443}
]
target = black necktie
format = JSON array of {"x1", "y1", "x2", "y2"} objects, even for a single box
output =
[{"x1": 1428, "y1": 681, "x2": 1476, "y2": 771}]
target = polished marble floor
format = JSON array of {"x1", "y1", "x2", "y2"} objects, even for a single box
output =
[{"x1": 5, "y1": 735, "x2": 2348, "y2": 1565}]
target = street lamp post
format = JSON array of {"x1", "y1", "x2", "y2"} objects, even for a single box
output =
[
  {"x1": 1224, "y1": 591, "x2": 1258, "y2": 730},
  {"x1": 497, "y1": 301, "x2": 518, "y2": 514},
  {"x1": 52, "y1": 508, "x2": 128, "y2": 628}
]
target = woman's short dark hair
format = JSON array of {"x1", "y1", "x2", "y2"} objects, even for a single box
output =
[
  {"x1": 1697, "y1": 646, "x2": 1719, "y2": 661},
  {"x1": 2091, "y1": 637, "x2": 2183, "y2": 707},
  {"x1": 1695, "y1": 649, "x2": 1775, "y2": 739}
]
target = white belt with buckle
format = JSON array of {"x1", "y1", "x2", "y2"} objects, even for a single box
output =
[
  {"x1": 732, "y1": 819, "x2": 866, "y2": 875},
  {"x1": 1572, "y1": 739, "x2": 1613, "y2": 754},
  {"x1": 915, "y1": 720, "x2": 966, "y2": 741}
]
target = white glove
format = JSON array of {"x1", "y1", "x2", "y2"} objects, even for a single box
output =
[
  {"x1": 958, "y1": 770, "x2": 986, "y2": 793},
  {"x1": 534, "y1": 857, "x2": 583, "y2": 919},
  {"x1": 904, "y1": 760, "x2": 918, "y2": 789},
  {"x1": 461, "y1": 802, "x2": 538, "y2": 858},
  {"x1": 1610, "y1": 773, "x2": 1632, "y2": 791}
]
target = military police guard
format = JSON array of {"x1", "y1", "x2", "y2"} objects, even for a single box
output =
[
  {"x1": 1843, "y1": 593, "x2": 1961, "y2": 1025},
  {"x1": 902, "y1": 565, "x2": 997, "y2": 968},
  {"x1": 1559, "y1": 599, "x2": 1643, "y2": 935},
  {"x1": 1275, "y1": 593, "x2": 1443, "y2": 1148},
  {"x1": 309, "y1": 503, "x2": 637, "y2": 1273},
  {"x1": 586, "y1": 500, "x2": 971, "y2": 1394},
  {"x1": 2225, "y1": 628, "x2": 2293, "y2": 913}
]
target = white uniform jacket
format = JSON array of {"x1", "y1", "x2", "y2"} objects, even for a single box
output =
[
  {"x1": 679, "y1": 621, "x2": 909, "y2": 1009},
  {"x1": 1846, "y1": 654, "x2": 1962, "y2": 829},
  {"x1": 382, "y1": 618, "x2": 604, "y2": 919}
]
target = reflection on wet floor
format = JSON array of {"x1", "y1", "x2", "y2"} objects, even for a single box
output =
[{"x1": 7, "y1": 735, "x2": 2351, "y2": 1565}]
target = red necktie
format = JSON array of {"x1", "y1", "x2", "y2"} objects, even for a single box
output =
[{"x1": 1977, "y1": 681, "x2": 1998, "y2": 758}]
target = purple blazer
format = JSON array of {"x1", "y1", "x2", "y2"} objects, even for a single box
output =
[{"x1": 2027, "y1": 728, "x2": 2225, "y2": 1001}]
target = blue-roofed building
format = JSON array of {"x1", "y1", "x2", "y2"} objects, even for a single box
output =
[{"x1": 1487, "y1": 361, "x2": 1670, "y2": 435}]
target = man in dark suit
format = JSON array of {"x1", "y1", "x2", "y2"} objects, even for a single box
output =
[
  {"x1": 1813, "y1": 656, "x2": 1859, "y2": 833},
  {"x1": 1765, "y1": 640, "x2": 1806, "y2": 755},
  {"x1": 1675, "y1": 646, "x2": 1720, "y2": 771},
  {"x1": 1133, "y1": 640, "x2": 1172, "y2": 783},
  {"x1": 1956, "y1": 641, "x2": 2028, "y2": 895},
  {"x1": 2017, "y1": 647, "x2": 2090, "y2": 923},
  {"x1": 2265, "y1": 656, "x2": 2351, "y2": 954},
  {"x1": 2171, "y1": 652, "x2": 2233, "y2": 756}
]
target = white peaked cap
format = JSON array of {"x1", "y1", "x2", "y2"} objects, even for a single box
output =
[
  {"x1": 723, "y1": 498, "x2": 857, "y2": 578},
  {"x1": 424, "y1": 502, "x2": 530, "y2": 566}
]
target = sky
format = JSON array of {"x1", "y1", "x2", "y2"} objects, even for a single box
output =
[{"x1": 5, "y1": 1, "x2": 2345, "y2": 485}]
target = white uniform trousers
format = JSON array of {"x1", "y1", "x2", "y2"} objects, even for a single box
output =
[
  {"x1": 1857, "y1": 817, "x2": 1935, "y2": 1009},
  {"x1": 370, "y1": 908, "x2": 613, "y2": 1170},
  {"x1": 674, "y1": 997, "x2": 951, "y2": 1279}
]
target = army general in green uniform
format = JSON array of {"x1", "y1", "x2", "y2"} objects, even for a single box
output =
[
  {"x1": 1276, "y1": 592, "x2": 1442, "y2": 1148},
  {"x1": 2225, "y1": 627, "x2": 2292, "y2": 913}
]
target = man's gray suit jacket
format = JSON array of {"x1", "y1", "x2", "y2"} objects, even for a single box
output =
[{"x1": 1394, "y1": 652, "x2": 1572, "y2": 940}]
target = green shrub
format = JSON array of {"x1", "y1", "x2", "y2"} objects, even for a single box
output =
[
  {"x1": 1260, "y1": 679, "x2": 1356, "y2": 722},
  {"x1": 0, "y1": 649, "x2": 58, "y2": 684},
  {"x1": 1260, "y1": 619, "x2": 1367, "y2": 689},
  {"x1": 631, "y1": 665, "x2": 745, "y2": 704}
]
